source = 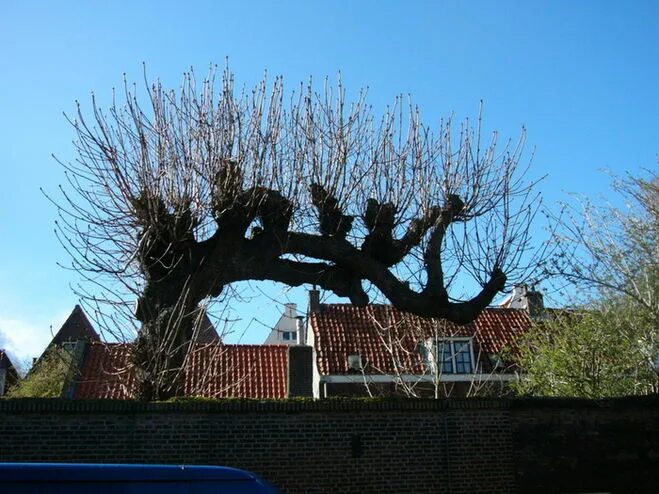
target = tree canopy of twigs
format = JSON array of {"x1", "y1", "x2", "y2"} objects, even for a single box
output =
[
  {"x1": 51, "y1": 67, "x2": 545, "y2": 400},
  {"x1": 548, "y1": 170, "x2": 657, "y2": 318}
]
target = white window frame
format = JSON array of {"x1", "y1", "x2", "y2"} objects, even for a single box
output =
[{"x1": 434, "y1": 337, "x2": 475, "y2": 375}]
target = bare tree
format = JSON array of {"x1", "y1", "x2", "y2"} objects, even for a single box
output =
[
  {"x1": 543, "y1": 170, "x2": 658, "y2": 388},
  {"x1": 549, "y1": 170, "x2": 657, "y2": 315},
  {"x1": 51, "y1": 66, "x2": 544, "y2": 400}
]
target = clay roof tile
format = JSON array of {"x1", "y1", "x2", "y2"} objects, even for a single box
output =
[
  {"x1": 74, "y1": 342, "x2": 288, "y2": 400},
  {"x1": 311, "y1": 304, "x2": 532, "y2": 375}
]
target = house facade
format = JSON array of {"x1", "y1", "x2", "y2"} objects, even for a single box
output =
[
  {"x1": 16, "y1": 304, "x2": 303, "y2": 400},
  {"x1": 57, "y1": 304, "x2": 314, "y2": 399},
  {"x1": 305, "y1": 290, "x2": 536, "y2": 398},
  {"x1": 263, "y1": 303, "x2": 304, "y2": 346},
  {"x1": 13, "y1": 285, "x2": 540, "y2": 400}
]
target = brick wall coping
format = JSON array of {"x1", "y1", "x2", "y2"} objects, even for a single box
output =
[
  {"x1": 0, "y1": 395, "x2": 655, "y2": 414},
  {"x1": 0, "y1": 398, "x2": 509, "y2": 414},
  {"x1": 510, "y1": 394, "x2": 659, "y2": 409}
]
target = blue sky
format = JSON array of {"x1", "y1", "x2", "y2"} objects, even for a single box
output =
[{"x1": 0, "y1": 1, "x2": 657, "y2": 365}]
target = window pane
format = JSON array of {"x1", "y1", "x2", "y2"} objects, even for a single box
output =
[
  {"x1": 437, "y1": 341, "x2": 454, "y2": 374},
  {"x1": 283, "y1": 332, "x2": 290, "y2": 340},
  {"x1": 454, "y1": 341, "x2": 472, "y2": 373}
]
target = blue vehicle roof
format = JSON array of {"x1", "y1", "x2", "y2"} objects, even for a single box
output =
[{"x1": 0, "y1": 463, "x2": 256, "y2": 482}]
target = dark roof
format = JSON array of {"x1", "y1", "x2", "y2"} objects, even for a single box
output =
[
  {"x1": 0, "y1": 349, "x2": 19, "y2": 392},
  {"x1": 74, "y1": 342, "x2": 288, "y2": 400},
  {"x1": 195, "y1": 311, "x2": 221, "y2": 344},
  {"x1": 310, "y1": 304, "x2": 533, "y2": 375},
  {"x1": 0, "y1": 349, "x2": 17, "y2": 372},
  {"x1": 51, "y1": 305, "x2": 100, "y2": 345}
]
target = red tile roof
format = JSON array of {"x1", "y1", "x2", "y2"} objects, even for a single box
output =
[
  {"x1": 185, "y1": 344, "x2": 288, "y2": 399},
  {"x1": 74, "y1": 343, "x2": 135, "y2": 400},
  {"x1": 310, "y1": 304, "x2": 532, "y2": 375},
  {"x1": 51, "y1": 305, "x2": 100, "y2": 346},
  {"x1": 74, "y1": 342, "x2": 288, "y2": 400}
]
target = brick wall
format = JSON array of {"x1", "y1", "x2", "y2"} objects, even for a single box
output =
[
  {"x1": 0, "y1": 397, "x2": 657, "y2": 493},
  {"x1": 511, "y1": 396, "x2": 659, "y2": 494}
]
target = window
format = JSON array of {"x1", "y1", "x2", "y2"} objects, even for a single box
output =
[
  {"x1": 282, "y1": 331, "x2": 297, "y2": 341},
  {"x1": 435, "y1": 339, "x2": 473, "y2": 374}
]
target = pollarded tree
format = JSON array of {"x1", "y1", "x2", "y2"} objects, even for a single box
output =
[{"x1": 52, "y1": 67, "x2": 544, "y2": 400}]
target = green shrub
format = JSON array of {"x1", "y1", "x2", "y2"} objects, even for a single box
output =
[{"x1": 7, "y1": 347, "x2": 74, "y2": 398}]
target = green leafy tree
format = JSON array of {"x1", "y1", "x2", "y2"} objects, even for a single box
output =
[
  {"x1": 515, "y1": 170, "x2": 658, "y2": 397},
  {"x1": 7, "y1": 348, "x2": 74, "y2": 398},
  {"x1": 512, "y1": 306, "x2": 657, "y2": 398}
]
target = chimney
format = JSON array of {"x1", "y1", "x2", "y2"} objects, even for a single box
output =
[
  {"x1": 507, "y1": 285, "x2": 527, "y2": 309},
  {"x1": 284, "y1": 303, "x2": 297, "y2": 318},
  {"x1": 296, "y1": 316, "x2": 306, "y2": 346},
  {"x1": 308, "y1": 288, "x2": 320, "y2": 314},
  {"x1": 507, "y1": 284, "x2": 544, "y2": 317},
  {"x1": 526, "y1": 288, "x2": 544, "y2": 318},
  {"x1": 288, "y1": 345, "x2": 313, "y2": 397}
]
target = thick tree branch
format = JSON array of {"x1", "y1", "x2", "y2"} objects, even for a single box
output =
[
  {"x1": 233, "y1": 255, "x2": 368, "y2": 305},
  {"x1": 310, "y1": 183, "x2": 353, "y2": 237},
  {"x1": 286, "y1": 230, "x2": 505, "y2": 323},
  {"x1": 423, "y1": 195, "x2": 464, "y2": 296},
  {"x1": 361, "y1": 198, "x2": 447, "y2": 267}
]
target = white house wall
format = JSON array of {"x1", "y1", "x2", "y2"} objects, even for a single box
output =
[{"x1": 264, "y1": 303, "x2": 300, "y2": 346}]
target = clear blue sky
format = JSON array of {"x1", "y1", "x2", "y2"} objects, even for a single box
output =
[{"x1": 0, "y1": 1, "x2": 657, "y2": 364}]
